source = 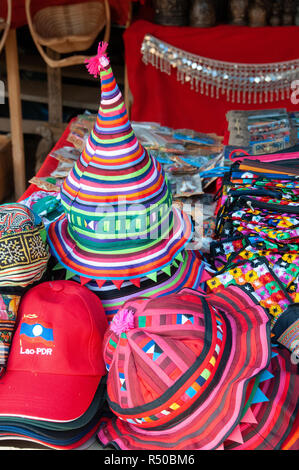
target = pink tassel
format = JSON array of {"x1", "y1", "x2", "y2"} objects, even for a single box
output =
[
  {"x1": 110, "y1": 308, "x2": 135, "y2": 336},
  {"x1": 85, "y1": 41, "x2": 109, "y2": 78}
]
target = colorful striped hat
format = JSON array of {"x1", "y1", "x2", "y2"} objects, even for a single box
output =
[
  {"x1": 47, "y1": 42, "x2": 199, "y2": 292},
  {"x1": 220, "y1": 347, "x2": 299, "y2": 450},
  {"x1": 98, "y1": 285, "x2": 271, "y2": 450}
]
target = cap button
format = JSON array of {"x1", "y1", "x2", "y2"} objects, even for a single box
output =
[
  {"x1": 110, "y1": 307, "x2": 135, "y2": 336},
  {"x1": 49, "y1": 282, "x2": 64, "y2": 292}
]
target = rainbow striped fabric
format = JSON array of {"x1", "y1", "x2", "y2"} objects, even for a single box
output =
[
  {"x1": 98, "y1": 285, "x2": 272, "y2": 449},
  {"x1": 47, "y1": 42, "x2": 203, "y2": 304}
]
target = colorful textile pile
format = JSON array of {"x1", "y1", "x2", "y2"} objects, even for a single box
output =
[
  {"x1": 0, "y1": 203, "x2": 49, "y2": 376},
  {"x1": 207, "y1": 156, "x2": 299, "y2": 358},
  {"x1": 97, "y1": 286, "x2": 298, "y2": 450},
  {"x1": 47, "y1": 42, "x2": 203, "y2": 323},
  {"x1": 0, "y1": 281, "x2": 109, "y2": 449}
]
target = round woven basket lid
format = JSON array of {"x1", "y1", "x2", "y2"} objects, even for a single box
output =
[{"x1": 32, "y1": 2, "x2": 108, "y2": 53}]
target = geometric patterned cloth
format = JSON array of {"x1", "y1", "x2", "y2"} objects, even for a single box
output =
[{"x1": 0, "y1": 204, "x2": 49, "y2": 288}]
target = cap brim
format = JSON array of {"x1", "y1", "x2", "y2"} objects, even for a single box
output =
[
  {"x1": 47, "y1": 208, "x2": 193, "y2": 280},
  {"x1": 0, "y1": 424, "x2": 99, "y2": 450},
  {"x1": 0, "y1": 369, "x2": 102, "y2": 423}
]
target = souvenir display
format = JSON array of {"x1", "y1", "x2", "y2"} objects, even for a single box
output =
[
  {"x1": 0, "y1": 29, "x2": 297, "y2": 451},
  {"x1": 229, "y1": 0, "x2": 248, "y2": 25},
  {"x1": 296, "y1": 1, "x2": 299, "y2": 24},
  {"x1": 248, "y1": 0, "x2": 268, "y2": 27},
  {"x1": 153, "y1": 0, "x2": 190, "y2": 26},
  {"x1": 208, "y1": 154, "x2": 299, "y2": 359},
  {"x1": 282, "y1": 0, "x2": 296, "y2": 25},
  {"x1": 269, "y1": 0, "x2": 282, "y2": 25}
]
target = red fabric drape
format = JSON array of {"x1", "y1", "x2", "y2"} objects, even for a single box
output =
[{"x1": 124, "y1": 20, "x2": 299, "y2": 136}]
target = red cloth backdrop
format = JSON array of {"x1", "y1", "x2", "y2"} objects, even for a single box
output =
[
  {"x1": 124, "y1": 20, "x2": 299, "y2": 136},
  {"x1": 0, "y1": 0, "x2": 142, "y2": 28}
]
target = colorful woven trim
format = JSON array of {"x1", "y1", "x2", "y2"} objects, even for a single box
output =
[
  {"x1": 57, "y1": 250, "x2": 204, "y2": 323},
  {"x1": 222, "y1": 348, "x2": 299, "y2": 450},
  {"x1": 0, "y1": 204, "x2": 49, "y2": 288},
  {"x1": 47, "y1": 207, "x2": 193, "y2": 281},
  {"x1": 211, "y1": 237, "x2": 299, "y2": 303},
  {"x1": 0, "y1": 294, "x2": 20, "y2": 369},
  {"x1": 109, "y1": 313, "x2": 224, "y2": 426}
]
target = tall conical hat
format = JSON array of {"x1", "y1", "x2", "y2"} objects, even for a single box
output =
[{"x1": 47, "y1": 42, "x2": 197, "y2": 288}]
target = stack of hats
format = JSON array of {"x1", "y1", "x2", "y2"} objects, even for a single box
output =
[
  {"x1": 0, "y1": 280, "x2": 109, "y2": 449},
  {"x1": 96, "y1": 285, "x2": 298, "y2": 450},
  {"x1": 0, "y1": 203, "x2": 49, "y2": 376},
  {"x1": 47, "y1": 42, "x2": 204, "y2": 323}
]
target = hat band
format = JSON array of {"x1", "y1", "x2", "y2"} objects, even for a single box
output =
[
  {"x1": 107, "y1": 296, "x2": 228, "y2": 426},
  {"x1": 66, "y1": 208, "x2": 175, "y2": 251},
  {"x1": 65, "y1": 191, "x2": 173, "y2": 241}
]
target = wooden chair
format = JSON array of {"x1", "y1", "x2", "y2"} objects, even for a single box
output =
[{"x1": 25, "y1": 0, "x2": 111, "y2": 171}]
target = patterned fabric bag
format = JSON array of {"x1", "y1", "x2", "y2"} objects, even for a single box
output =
[
  {"x1": 210, "y1": 155, "x2": 299, "y2": 359},
  {"x1": 0, "y1": 204, "x2": 49, "y2": 375}
]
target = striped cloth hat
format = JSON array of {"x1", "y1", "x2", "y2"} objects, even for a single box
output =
[
  {"x1": 98, "y1": 285, "x2": 271, "y2": 450},
  {"x1": 47, "y1": 42, "x2": 200, "y2": 292},
  {"x1": 220, "y1": 347, "x2": 299, "y2": 450}
]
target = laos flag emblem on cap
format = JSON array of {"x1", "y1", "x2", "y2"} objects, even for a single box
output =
[{"x1": 19, "y1": 317, "x2": 54, "y2": 354}]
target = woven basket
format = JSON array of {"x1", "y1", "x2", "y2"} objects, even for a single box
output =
[
  {"x1": 25, "y1": 0, "x2": 111, "y2": 67},
  {"x1": 32, "y1": 1, "x2": 108, "y2": 53}
]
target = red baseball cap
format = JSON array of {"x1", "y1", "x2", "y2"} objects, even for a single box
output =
[{"x1": 0, "y1": 280, "x2": 108, "y2": 422}]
